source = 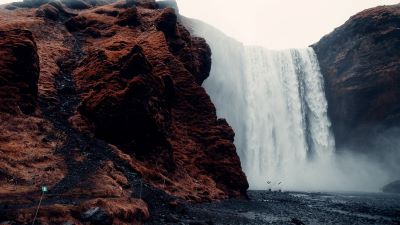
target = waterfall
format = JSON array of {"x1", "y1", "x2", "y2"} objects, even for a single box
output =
[
  {"x1": 240, "y1": 47, "x2": 335, "y2": 189},
  {"x1": 183, "y1": 18, "x2": 337, "y2": 190}
]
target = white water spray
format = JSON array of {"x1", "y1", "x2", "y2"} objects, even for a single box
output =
[
  {"x1": 240, "y1": 47, "x2": 335, "y2": 189},
  {"x1": 183, "y1": 18, "x2": 390, "y2": 192}
]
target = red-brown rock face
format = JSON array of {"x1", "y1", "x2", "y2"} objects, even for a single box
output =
[
  {"x1": 0, "y1": 29, "x2": 39, "y2": 115},
  {"x1": 0, "y1": 0, "x2": 248, "y2": 223},
  {"x1": 313, "y1": 4, "x2": 400, "y2": 148},
  {"x1": 70, "y1": 3, "x2": 248, "y2": 199}
]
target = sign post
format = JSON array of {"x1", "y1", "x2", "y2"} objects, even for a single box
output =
[{"x1": 32, "y1": 186, "x2": 48, "y2": 225}]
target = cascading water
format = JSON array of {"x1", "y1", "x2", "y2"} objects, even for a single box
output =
[
  {"x1": 182, "y1": 17, "x2": 389, "y2": 191},
  {"x1": 240, "y1": 47, "x2": 335, "y2": 189}
]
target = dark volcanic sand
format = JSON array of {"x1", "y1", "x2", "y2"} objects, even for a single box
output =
[{"x1": 149, "y1": 191, "x2": 400, "y2": 225}]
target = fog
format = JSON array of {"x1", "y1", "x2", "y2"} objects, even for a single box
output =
[
  {"x1": 0, "y1": 0, "x2": 18, "y2": 4},
  {"x1": 274, "y1": 151, "x2": 391, "y2": 192},
  {"x1": 177, "y1": 0, "x2": 400, "y2": 49}
]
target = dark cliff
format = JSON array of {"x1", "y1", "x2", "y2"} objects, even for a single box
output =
[
  {"x1": 0, "y1": 0, "x2": 248, "y2": 224},
  {"x1": 313, "y1": 4, "x2": 400, "y2": 149}
]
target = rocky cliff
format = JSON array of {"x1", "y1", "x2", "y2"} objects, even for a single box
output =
[
  {"x1": 382, "y1": 180, "x2": 400, "y2": 193},
  {"x1": 0, "y1": 0, "x2": 248, "y2": 224},
  {"x1": 313, "y1": 4, "x2": 400, "y2": 149}
]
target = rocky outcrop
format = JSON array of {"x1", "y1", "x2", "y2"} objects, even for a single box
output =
[
  {"x1": 0, "y1": 0, "x2": 247, "y2": 224},
  {"x1": 70, "y1": 4, "x2": 247, "y2": 199},
  {"x1": 0, "y1": 29, "x2": 39, "y2": 115},
  {"x1": 313, "y1": 4, "x2": 400, "y2": 148}
]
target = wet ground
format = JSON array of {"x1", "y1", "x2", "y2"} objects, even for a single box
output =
[{"x1": 153, "y1": 191, "x2": 400, "y2": 225}]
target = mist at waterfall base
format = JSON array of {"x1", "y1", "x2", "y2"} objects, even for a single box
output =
[{"x1": 182, "y1": 18, "x2": 398, "y2": 193}]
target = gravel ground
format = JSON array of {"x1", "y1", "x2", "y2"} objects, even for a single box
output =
[{"x1": 150, "y1": 191, "x2": 400, "y2": 225}]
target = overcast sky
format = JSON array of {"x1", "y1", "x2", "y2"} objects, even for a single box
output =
[
  {"x1": 1, "y1": 0, "x2": 398, "y2": 49},
  {"x1": 176, "y1": 0, "x2": 399, "y2": 49},
  {"x1": 0, "y1": 0, "x2": 14, "y2": 4}
]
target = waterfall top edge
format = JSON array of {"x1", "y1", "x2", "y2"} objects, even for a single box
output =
[{"x1": 180, "y1": 16, "x2": 316, "y2": 52}]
